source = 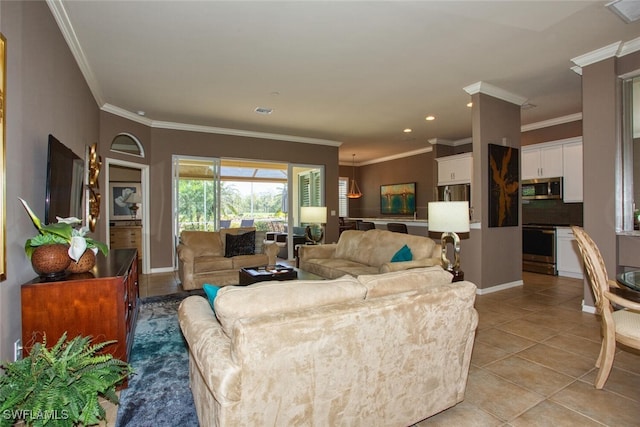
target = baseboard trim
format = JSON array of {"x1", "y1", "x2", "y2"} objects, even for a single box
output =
[
  {"x1": 581, "y1": 300, "x2": 597, "y2": 314},
  {"x1": 476, "y1": 279, "x2": 524, "y2": 295},
  {"x1": 149, "y1": 266, "x2": 176, "y2": 274}
]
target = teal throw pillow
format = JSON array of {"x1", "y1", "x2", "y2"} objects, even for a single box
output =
[
  {"x1": 203, "y1": 284, "x2": 221, "y2": 312},
  {"x1": 391, "y1": 244, "x2": 413, "y2": 262}
]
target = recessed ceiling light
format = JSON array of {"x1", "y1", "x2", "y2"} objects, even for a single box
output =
[
  {"x1": 403, "y1": 128, "x2": 412, "y2": 133},
  {"x1": 425, "y1": 115, "x2": 435, "y2": 121},
  {"x1": 254, "y1": 107, "x2": 274, "y2": 115}
]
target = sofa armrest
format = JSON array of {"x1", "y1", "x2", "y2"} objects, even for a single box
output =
[
  {"x1": 298, "y1": 243, "x2": 337, "y2": 260},
  {"x1": 177, "y1": 243, "x2": 195, "y2": 263},
  {"x1": 379, "y1": 258, "x2": 441, "y2": 273},
  {"x1": 178, "y1": 296, "x2": 242, "y2": 403}
]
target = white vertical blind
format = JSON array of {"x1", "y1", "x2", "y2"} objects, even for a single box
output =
[{"x1": 338, "y1": 177, "x2": 348, "y2": 217}]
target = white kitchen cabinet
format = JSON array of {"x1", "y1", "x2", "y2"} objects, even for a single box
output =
[
  {"x1": 562, "y1": 140, "x2": 583, "y2": 202},
  {"x1": 556, "y1": 227, "x2": 583, "y2": 279},
  {"x1": 436, "y1": 153, "x2": 472, "y2": 185},
  {"x1": 521, "y1": 145, "x2": 563, "y2": 180}
]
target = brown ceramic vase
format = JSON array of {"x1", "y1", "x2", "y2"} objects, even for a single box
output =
[
  {"x1": 31, "y1": 244, "x2": 71, "y2": 279},
  {"x1": 66, "y1": 249, "x2": 96, "y2": 274}
]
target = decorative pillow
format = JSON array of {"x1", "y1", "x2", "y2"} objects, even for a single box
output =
[
  {"x1": 203, "y1": 284, "x2": 221, "y2": 311},
  {"x1": 391, "y1": 244, "x2": 412, "y2": 262},
  {"x1": 224, "y1": 231, "x2": 255, "y2": 257}
]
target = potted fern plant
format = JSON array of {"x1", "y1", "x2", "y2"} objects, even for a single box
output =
[{"x1": 0, "y1": 333, "x2": 132, "y2": 427}]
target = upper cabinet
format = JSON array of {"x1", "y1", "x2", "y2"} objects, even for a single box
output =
[
  {"x1": 436, "y1": 152, "x2": 472, "y2": 185},
  {"x1": 562, "y1": 140, "x2": 583, "y2": 203},
  {"x1": 521, "y1": 145, "x2": 563, "y2": 180},
  {"x1": 521, "y1": 137, "x2": 583, "y2": 203}
]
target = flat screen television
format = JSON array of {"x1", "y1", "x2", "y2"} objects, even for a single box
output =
[{"x1": 44, "y1": 134, "x2": 85, "y2": 224}]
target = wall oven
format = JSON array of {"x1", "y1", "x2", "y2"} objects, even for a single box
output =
[{"x1": 522, "y1": 225, "x2": 557, "y2": 275}]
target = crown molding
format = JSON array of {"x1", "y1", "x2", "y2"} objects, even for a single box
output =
[
  {"x1": 571, "y1": 41, "x2": 622, "y2": 69},
  {"x1": 463, "y1": 81, "x2": 528, "y2": 106},
  {"x1": 101, "y1": 104, "x2": 342, "y2": 147},
  {"x1": 570, "y1": 37, "x2": 640, "y2": 75},
  {"x1": 521, "y1": 113, "x2": 582, "y2": 132},
  {"x1": 101, "y1": 104, "x2": 153, "y2": 126},
  {"x1": 428, "y1": 137, "x2": 472, "y2": 146},
  {"x1": 46, "y1": 0, "x2": 104, "y2": 105},
  {"x1": 341, "y1": 146, "x2": 433, "y2": 167},
  {"x1": 618, "y1": 35, "x2": 640, "y2": 57}
]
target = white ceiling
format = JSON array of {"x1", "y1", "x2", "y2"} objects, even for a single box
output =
[{"x1": 50, "y1": 1, "x2": 640, "y2": 164}]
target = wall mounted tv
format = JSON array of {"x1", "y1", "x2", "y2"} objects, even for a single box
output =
[{"x1": 44, "y1": 134, "x2": 85, "y2": 224}]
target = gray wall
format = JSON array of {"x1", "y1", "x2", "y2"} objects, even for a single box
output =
[
  {"x1": 345, "y1": 151, "x2": 436, "y2": 222},
  {"x1": 98, "y1": 114, "x2": 339, "y2": 269},
  {"x1": 0, "y1": 1, "x2": 100, "y2": 361}
]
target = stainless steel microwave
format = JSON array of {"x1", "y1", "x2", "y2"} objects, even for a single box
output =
[{"x1": 521, "y1": 177, "x2": 562, "y2": 200}]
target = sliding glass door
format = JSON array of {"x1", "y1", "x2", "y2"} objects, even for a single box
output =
[
  {"x1": 288, "y1": 164, "x2": 324, "y2": 259},
  {"x1": 173, "y1": 156, "x2": 323, "y2": 265}
]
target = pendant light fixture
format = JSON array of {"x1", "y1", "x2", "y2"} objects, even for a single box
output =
[{"x1": 347, "y1": 154, "x2": 363, "y2": 199}]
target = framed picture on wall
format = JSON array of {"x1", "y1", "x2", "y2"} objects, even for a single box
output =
[
  {"x1": 380, "y1": 182, "x2": 416, "y2": 215},
  {"x1": 109, "y1": 182, "x2": 142, "y2": 220},
  {"x1": 488, "y1": 144, "x2": 519, "y2": 227}
]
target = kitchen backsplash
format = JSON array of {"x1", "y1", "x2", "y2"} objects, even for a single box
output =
[{"x1": 522, "y1": 200, "x2": 583, "y2": 226}]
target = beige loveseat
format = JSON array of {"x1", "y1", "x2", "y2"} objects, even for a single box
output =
[
  {"x1": 177, "y1": 227, "x2": 279, "y2": 290},
  {"x1": 298, "y1": 229, "x2": 441, "y2": 279},
  {"x1": 178, "y1": 266, "x2": 478, "y2": 426}
]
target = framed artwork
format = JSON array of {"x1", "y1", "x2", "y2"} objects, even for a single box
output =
[
  {"x1": 488, "y1": 144, "x2": 519, "y2": 227},
  {"x1": 380, "y1": 182, "x2": 416, "y2": 215},
  {"x1": 0, "y1": 33, "x2": 5, "y2": 281},
  {"x1": 109, "y1": 182, "x2": 142, "y2": 220}
]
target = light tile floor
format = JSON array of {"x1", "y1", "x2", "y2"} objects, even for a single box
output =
[{"x1": 138, "y1": 270, "x2": 640, "y2": 426}]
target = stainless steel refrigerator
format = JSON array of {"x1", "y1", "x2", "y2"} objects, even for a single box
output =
[{"x1": 436, "y1": 184, "x2": 471, "y2": 202}]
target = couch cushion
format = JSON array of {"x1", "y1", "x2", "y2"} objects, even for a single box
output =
[
  {"x1": 357, "y1": 266, "x2": 454, "y2": 299},
  {"x1": 363, "y1": 230, "x2": 438, "y2": 267},
  {"x1": 334, "y1": 230, "x2": 366, "y2": 262},
  {"x1": 225, "y1": 231, "x2": 256, "y2": 257},
  {"x1": 180, "y1": 231, "x2": 224, "y2": 257},
  {"x1": 232, "y1": 254, "x2": 269, "y2": 269},
  {"x1": 214, "y1": 276, "x2": 366, "y2": 336},
  {"x1": 194, "y1": 256, "x2": 233, "y2": 273}
]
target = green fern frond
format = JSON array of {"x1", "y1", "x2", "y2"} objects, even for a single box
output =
[{"x1": 0, "y1": 333, "x2": 131, "y2": 427}]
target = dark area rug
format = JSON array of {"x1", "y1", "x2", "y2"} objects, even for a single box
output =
[{"x1": 116, "y1": 291, "x2": 203, "y2": 427}]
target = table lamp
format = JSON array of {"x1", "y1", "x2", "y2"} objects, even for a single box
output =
[
  {"x1": 428, "y1": 201, "x2": 470, "y2": 281},
  {"x1": 125, "y1": 192, "x2": 142, "y2": 219},
  {"x1": 300, "y1": 206, "x2": 327, "y2": 244}
]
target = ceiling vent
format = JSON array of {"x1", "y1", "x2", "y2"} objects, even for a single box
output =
[{"x1": 606, "y1": 0, "x2": 640, "y2": 23}]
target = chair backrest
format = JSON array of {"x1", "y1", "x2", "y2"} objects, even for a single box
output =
[
  {"x1": 387, "y1": 223, "x2": 408, "y2": 233},
  {"x1": 220, "y1": 220, "x2": 231, "y2": 229},
  {"x1": 571, "y1": 226, "x2": 609, "y2": 312},
  {"x1": 240, "y1": 219, "x2": 254, "y2": 227},
  {"x1": 357, "y1": 221, "x2": 375, "y2": 231}
]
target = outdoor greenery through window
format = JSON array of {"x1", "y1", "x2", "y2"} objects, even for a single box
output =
[{"x1": 177, "y1": 158, "x2": 288, "y2": 232}]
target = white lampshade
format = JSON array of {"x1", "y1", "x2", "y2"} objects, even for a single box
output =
[
  {"x1": 428, "y1": 202, "x2": 470, "y2": 233},
  {"x1": 125, "y1": 192, "x2": 142, "y2": 204},
  {"x1": 300, "y1": 206, "x2": 327, "y2": 224}
]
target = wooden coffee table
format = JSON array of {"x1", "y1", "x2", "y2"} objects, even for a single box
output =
[{"x1": 239, "y1": 265, "x2": 323, "y2": 285}]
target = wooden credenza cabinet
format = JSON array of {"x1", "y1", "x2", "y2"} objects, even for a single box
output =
[
  {"x1": 21, "y1": 249, "x2": 139, "y2": 363},
  {"x1": 110, "y1": 225, "x2": 142, "y2": 269}
]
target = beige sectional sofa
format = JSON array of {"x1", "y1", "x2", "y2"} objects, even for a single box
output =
[
  {"x1": 298, "y1": 229, "x2": 442, "y2": 279},
  {"x1": 177, "y1": 227, "x2": 278, "y2": 290},
  {"x1": 178, "y1": 266, "x2": 478, "y2": 426}
]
